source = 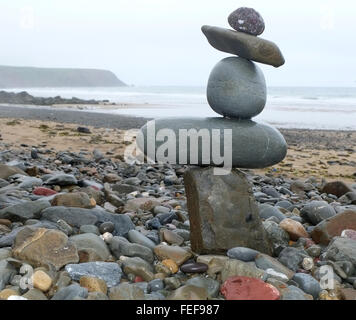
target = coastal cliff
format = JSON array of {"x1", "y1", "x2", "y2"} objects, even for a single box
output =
[{"x1": 0, "y1": 65, "x2": 126, "y2": 88}]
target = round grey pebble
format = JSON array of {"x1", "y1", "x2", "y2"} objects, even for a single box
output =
[
  {"x1": 99, "y1": 222, "x2": 115, "y2": 234},
  {"x1": 148, "y1": 279, "x2": 164, "y2": 292},
  {"x1": 207, "y1": 57, "x2": 266, "y2": 119}
]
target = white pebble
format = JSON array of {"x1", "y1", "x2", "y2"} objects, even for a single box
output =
[{"x1": 302, "y1": 257, "x2": 314, "y2": 271}]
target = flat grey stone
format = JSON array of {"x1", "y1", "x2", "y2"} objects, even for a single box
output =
[
  {"x1": 227, "y1": 247, "x2": 260, "y2": 262},
  {"x1": 65, "y1": 262, "x2": 123, "y2": 288},
  {"x1": 201, "y1": 25, "x2": 285, "y2": 67},
  {"x1": 51, "y1": 283, "x2": 88, "y2": 300},
  {"x1": 139, "y1": 118, "x2": 287, "y2": 169},
  {"x1": 0, "y1": 199, "x2": 51, "y2": 222},
  {"x1": 293, "y1": 273, "x2": 321, "y2": 299},
  {"x1": 127, "y1": 230, "x2": 156, "y2": 250}
]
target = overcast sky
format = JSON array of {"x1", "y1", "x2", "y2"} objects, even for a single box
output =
[{"x1": 0, "y1": 0, "x2": 355, "y2": 87}]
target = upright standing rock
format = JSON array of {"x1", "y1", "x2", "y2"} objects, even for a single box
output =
[{"x1": 184, "y1": 167, "x2": 272, "y2": 255}]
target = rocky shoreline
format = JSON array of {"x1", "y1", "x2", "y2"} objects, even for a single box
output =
[
  {"x1": 0, "y1": 91, "x2": 114, "y2": 106},
  {"x1": 0, "y1": 125, "x2": 355, "y2": 300}
]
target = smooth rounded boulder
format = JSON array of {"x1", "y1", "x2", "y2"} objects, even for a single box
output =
[
  {"x1": 138, "y1": 117, "x2": 287, "y2": 169},
  {"x1": 207, "y1": 57, "x2": 266, "y2": 119}
]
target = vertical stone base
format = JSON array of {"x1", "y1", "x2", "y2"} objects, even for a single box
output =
[{"x1": 184, "y1": 167, "x2": 272, "y2": 255}]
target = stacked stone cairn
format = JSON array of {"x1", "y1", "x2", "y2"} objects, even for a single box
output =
[{"x1": 139, "y1": 7, "x2": 288, "y2": 254}]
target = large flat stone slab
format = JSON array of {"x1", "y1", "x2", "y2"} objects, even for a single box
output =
[
  {"x1": 184, "y1": 167, "x2": 273, "y2": 255},
  {"x1": 138, "y1": 117, "x2": 287, "y2": 169},
  {"x1": 201, "y1": 25, "x2": 285, "y2": 68}
]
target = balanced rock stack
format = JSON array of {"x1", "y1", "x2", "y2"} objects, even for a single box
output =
[{"x1": 139, "y1": 8, "x2": 287, "y2": 254}]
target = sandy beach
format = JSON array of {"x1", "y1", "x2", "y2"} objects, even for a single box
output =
[{"x1": 0, "y1": 105, "x2": 355, "y2": 183}]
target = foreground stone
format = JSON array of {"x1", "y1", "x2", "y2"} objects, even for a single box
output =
[
  {"x1": 13, "y1": 227, "x2": 79, "y2": 270},
  {"x1": 65, "y1": 262, "x2": 122, "y2": 288},
  {"x1": 201, "y1": 25, "x2": 285, "y2": 67},
  {"x1": 139, "y1": 118, "x2": 287, "y2": 169},
  {"x1": 168, "y1": 285, "x2": 208, "y2": 300},
  {"x1": 221, "y1": 276, "x2": 280, "y2": 300},
  {"x1": 311, "y1": 210, "x2": 356, "y2": 245},
  {"x1": 184, "y1": 167, "x2": 272, "y2": 254}
]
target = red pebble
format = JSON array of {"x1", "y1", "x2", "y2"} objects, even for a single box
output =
[
  {"x1": 134, "y1": 276, "x2": 144, "y2": 283},
  {"x1": 221, "y1": 277, "x2": 280, "y2": 301},
  {"x1": 33, "y1": 187, "x2": 57, "y2": 196}
]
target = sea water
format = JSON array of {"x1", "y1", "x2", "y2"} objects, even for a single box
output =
[{"x1": 2, "y1": 86, "x2": 356, "y2": 130}]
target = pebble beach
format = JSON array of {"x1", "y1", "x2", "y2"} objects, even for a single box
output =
[{"x1": 0, "y1": 107, "x2": 355, "y2": 301}]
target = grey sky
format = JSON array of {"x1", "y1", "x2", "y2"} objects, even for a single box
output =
[{"x1": 0, "y1": 0, "x2": 355, "y2": 86}]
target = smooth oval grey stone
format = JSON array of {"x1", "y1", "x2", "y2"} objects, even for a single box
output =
[
  {"x1": 138, "y1": 118, "x2": 287, "y2": 169},
  {"x1": 207, "y1": 57, "x2": 266, "y2": 119},
  {"x1": 227, "y1": 247, "x2": 260, "y2": 262}
]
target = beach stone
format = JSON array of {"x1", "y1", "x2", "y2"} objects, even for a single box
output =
[
  {"x1": 311, "y1": 210, "x2": 356, "y2": 245},
  {"x1": 45, "y1": 174, "x2": 77, "y2": 186},
  {"x1": 162, "y1": 259, "x2": 179, "y2": 274},
  {"x1": 180, "y1": 262, "x2": 208, "y2": 274},
  {"x1": 32, "y1": 270, "x2": 53, "y2": 292},
  {"x1": 52, "y1": 283, "x2": 88, "y2": 300},
  {"x1": 79, "y1": 225, "x2": 100, "y2": 235},
  {"x1": 0, "y1": 248, "x2": 12, "y2": 261},
  {"x1": 99, "y1": 222, "x2": 115, "y2": 234},
  {"x1": 279, "y1": 218, "x2": 309, "y2": 241},
  {"x1": 22, "y1": 288, "x2": 48, "y2": 300},
  {"x1": 147, "y1": 279, "x2": 164, "y2": 292},
  {"x1": 110, "y1": 236, "x2": 154, "y2": 263},
  {"x1": 128, "y1": 229, "x2": 156, "y2": 249},
  {"x1": 87, "y1": 291, "x2": 109, "y2": 300},
  {"x1": 340, "y1": 288, "x2": 356, "y2": 300},
  {"x1": 161, "y1": 229, "x2": 184, "y2": 246},
  {"x1": 154, "y1": 245, "x2": 192, "y2": 266},
  {"x1": 228, "y1": 7, "x2": 265, "y2": 36},
  {"x1": 221, "y1": 276, "x2": 280, "y2": 300},
  {"x1": 263, "y1": 220, "x2": 290, "y2": 254},
  {"x1": 51, "y1": 192, "x2": 95, "y2": 209},
  {"x1": 80, "y1": 276, "x2": 108, "y2": 294},
  {"x1": 70, "y1": 233, "x2": 110, "y2": 262},
  {"x1": 0, "y1": 199, "x2": 51, "y2": 222},
  {"x1": 0, "y1": 221, "x2": 58, "y2": 248},
  {"x1": 280, "y1": 285, "x2": 313, "y2": 300},
  {"x1": 186, "y1": 276, "x2": 220, "y2": 298},
  {"x1": 109, "y1": 283, "x2": 145, "y2": 300},
  {"x1": 124, "y1": 197, "x2": 161, "y2": 212},
  {"x1": 0, "y1": 164, "x2": 27, "y2": 180},
  {"x1": 41, "y1": 207, "x2": 134, "y2": 237},
  {"x1": 321, "y1": 181, "x2": 352, "y2": 198},
  {"x1": 18, "y1": 177, "x2": 42, "y2": 189},
  {"x1": 293, "y1": 273, "x2": 321, "y2": 299},
  {"x1": 41, "y1": 206, "x2": 97, "y2": 228},
  {"x1": 168, "y1": 285, "x2": 208, "y2": 300},
  {"x1": 121, "y1": 256, "x2": 155, "y2": 282},
  {"x1": 221, "y1": 259, "x2": 265, "y2": 282},
  {"x1": 103, "y1": 173, "x2": 121, "y2": 184},
  {"x1": 139, "y1": 118, "x2": 287, "y2": 169},
  {"x1": 65, "y1": 262, "x2": 122, "y2": 288},
  {"x1": 184, "y1": 168, "x2": 273, "y2": 255},
  {"x1": 259, "y1": 204, "x2": 287, "y2": 222},
  {"x1": 0, "y1": 288, "x2": 19, "y2": 300},
  {"x1": 324, "y1": 237, "x2": 356, "y2": 265},
  {"x1": 207, "y1": 57, "x2": 266, "y2": 119},
  {"x1": 342, "y1": 229, "x2": 356, "y2": 240},
  {"x1": 0, "y1": 260, "x2": 16, "y2": 291},
  {"x1": 300, "y1": 201, "x2": 336, "y2": 225},
  {"x1": 227, "y1": 247, "x2": 259, "y2": 262},
  {"x1": 278, "y1": 247, "x2": 308, "y2": 272},
  {"x1": 164, "y1": 277, "x2": 181, "y2": 290},
  {"x1": 13, "y1": 227, "x2": 79, "y2": 270},
  {"x1": 255, "y1": 254, "x2": 295, "y2": 280},
  {"x1": 201, "y1": 25, "x2": 285, "y2": 67}
]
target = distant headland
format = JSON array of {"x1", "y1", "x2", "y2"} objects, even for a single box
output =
[{"x1": 0, "y1": 65, "x2": 126, "y2": 88}]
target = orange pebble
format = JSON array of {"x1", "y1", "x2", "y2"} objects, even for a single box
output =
[{"x1": 162, "y1": 259, "x2": 179, "y2": 274}]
